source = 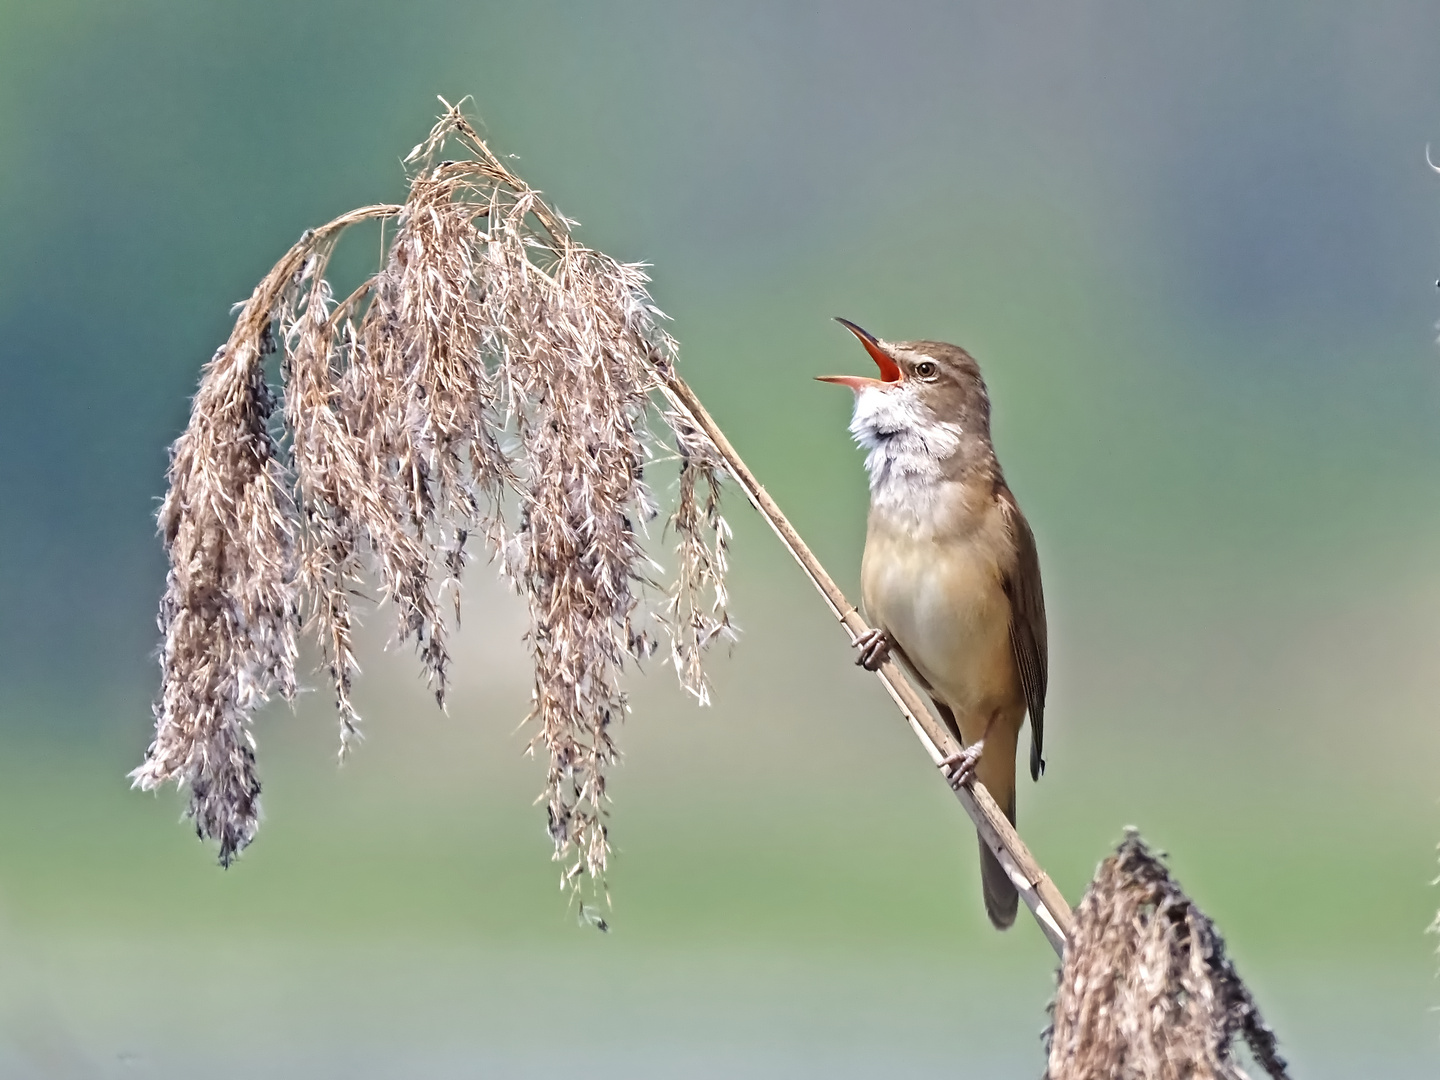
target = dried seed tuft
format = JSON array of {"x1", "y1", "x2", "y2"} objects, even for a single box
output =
[
  {"x1": 134, "y1": 104, "x2": 732, "y2": 906},
  {"x1": 1045, "y1": 832, "x2": 1290, "y2": 1080}
]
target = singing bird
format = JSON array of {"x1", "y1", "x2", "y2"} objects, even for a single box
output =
[{"x1": 819, "y1": 319, "x2": 1047, "y2": 929}]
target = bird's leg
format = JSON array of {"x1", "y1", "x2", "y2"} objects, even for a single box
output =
[
  {"x1": 939, "y1": 710, "x2": 1001, "y2": 793},
  {"x1": 852, "y1": 627, "x2": 893, "y2": 671},
  {"x1": 940, "y1": 742, "x2": 985, "y2": 792}
]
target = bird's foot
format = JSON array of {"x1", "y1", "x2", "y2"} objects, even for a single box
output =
[
  {"x1": 853, "y1": 627, "x2": 892, "y2": 671},
  {"x1": 940, "y1": 741, "x2": 985, "y2": 793}
]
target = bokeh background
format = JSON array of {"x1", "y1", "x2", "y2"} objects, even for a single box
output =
[{"x1": 1, "y1": 2, "x2": 1438, "y2": 1076}]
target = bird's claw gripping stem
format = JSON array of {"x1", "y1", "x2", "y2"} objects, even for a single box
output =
[
  {"x1": 940, "y1": 741, "x2": 985, "y2": 793},
  {"x1": 853, "y1": 627, "x2": 892, "y2": 671}
]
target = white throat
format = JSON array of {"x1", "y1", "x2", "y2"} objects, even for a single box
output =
[{"x1": 848, "y1": 382, "x2": 963, "y2": 518}]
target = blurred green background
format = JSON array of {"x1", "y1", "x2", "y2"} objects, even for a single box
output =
[{"x1": 2, "y1": 1, "x2": 1439, "y2": 1076}]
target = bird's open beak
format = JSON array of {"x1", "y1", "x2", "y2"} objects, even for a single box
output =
[{"x1": 816, "y1": 318, "x2": 903, "y2": 390}]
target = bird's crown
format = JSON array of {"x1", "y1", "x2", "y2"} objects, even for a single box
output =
[{"x1": 818, "y1": 319, "x2": 992, "y2": 433}]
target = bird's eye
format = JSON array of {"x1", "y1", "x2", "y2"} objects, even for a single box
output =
[{"x1": 914, "y1": 361, "x2": 938, "y2": 379}]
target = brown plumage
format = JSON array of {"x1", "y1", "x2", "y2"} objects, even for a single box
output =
[{"x1": 820, "y1": 321, "x2": 1048, "y2": 929}]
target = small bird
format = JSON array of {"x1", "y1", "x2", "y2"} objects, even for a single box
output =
[{"x1": 819, "y1": 319, "x2": 1048, "y2": 929}]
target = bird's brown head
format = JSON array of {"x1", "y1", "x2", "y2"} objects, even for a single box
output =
[{"x1": 819, "y1": 319, "x2": 993, "y2": 453}]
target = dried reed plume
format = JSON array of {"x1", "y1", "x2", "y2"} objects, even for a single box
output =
[
  {"x1": 134, "y1": 102, "x2": 732, "y2": 894},
  {"x1": 1045, "y1": 833, "x2": 1290, "y2": 1080}
]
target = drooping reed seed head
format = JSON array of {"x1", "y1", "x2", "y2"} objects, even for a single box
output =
[{"x1": 134, "y1": 104, "x2": 734, "y2": 899}]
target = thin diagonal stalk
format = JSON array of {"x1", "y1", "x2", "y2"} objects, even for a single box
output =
[{"x1": 657, "y1": 374, "x2": 1075, "y2": 955}]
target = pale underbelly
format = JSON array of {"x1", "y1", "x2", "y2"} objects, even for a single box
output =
[{"x1": 861, "y1": 535, "x2": 1020, "y2": 728}]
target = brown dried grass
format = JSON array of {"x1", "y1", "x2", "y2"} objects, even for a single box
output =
[
  {"x1": 1046, "y1": 832, "x2": 1290, "y2": 1080},
  {"x1": 133, "y1": 102, "x2": 732, "y2": 902}
]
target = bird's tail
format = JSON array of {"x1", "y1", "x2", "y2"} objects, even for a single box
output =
[{"x1": 979, "y1": 791, "x2": 1019, "y2": 929}]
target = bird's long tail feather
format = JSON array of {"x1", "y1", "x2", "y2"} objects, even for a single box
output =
[{"x1": 979, "y1": 791, "x2": 1019, "y2": 929}]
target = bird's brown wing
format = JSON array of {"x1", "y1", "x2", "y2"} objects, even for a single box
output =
[{"x1": 997, "y1": 484, "x2": 1048, "y2": 781}]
